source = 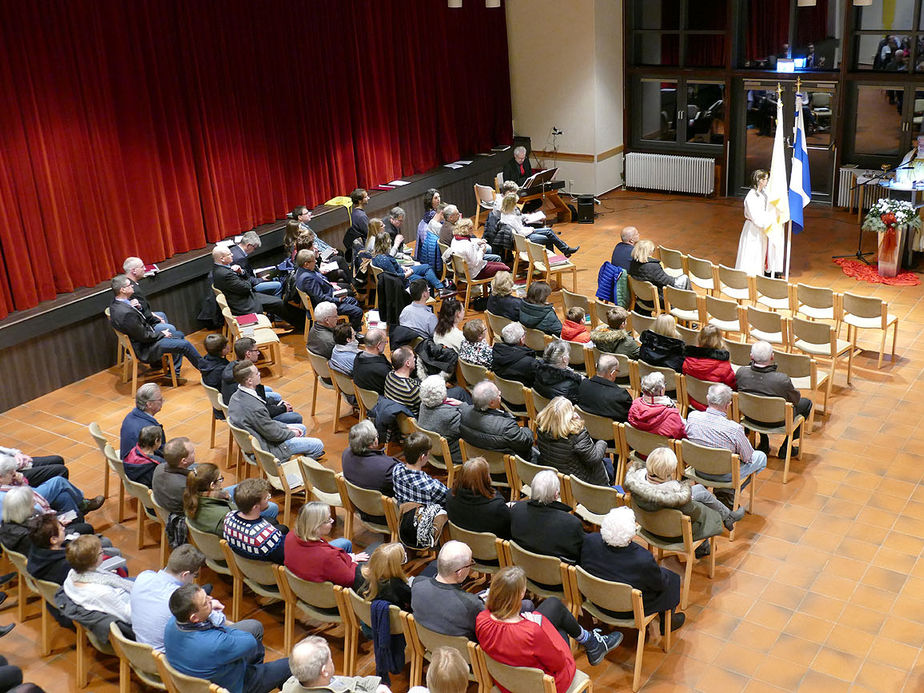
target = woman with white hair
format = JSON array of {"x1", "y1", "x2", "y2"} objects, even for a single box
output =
[
  {"x1": 628, "y1": 372, "x2": 687, "y2": 439},
  {"x1": 509, "y1": 470, "x2": 585, "y2": 563},
  {"x1": 417, "y1": 375, "x2": 470, "y2": 464},
  {"x1": 533, "y1": 339, "x2": 582, "y2": 401},
  {"x1": 536, "y1": 397, "x2": 610, "y2": 486},
  {"x1": 624, "y1": 448, "x2": 725, "y2": 558},
  {"x1": 580, "y1": 506, "x2": 685, "y2": 635}
]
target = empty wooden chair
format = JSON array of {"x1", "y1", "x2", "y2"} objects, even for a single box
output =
[
  {"x1": 88, "y1": 421, "x2": 114, "y2": 502},
  {"x1": 841, "y1": 291, "x2": 898, "y2": 369},
  {"x1": 567, "y1": 475, "x2": 625, "y2": 527},
  {"x1": 791, "y1": 316, "x2": 852, "y2": 416},
  {"x1": 745, "y1": 305, "x2": 789, "y2": 348},
  {"x1": 336, "y1": 473, "x2": 399, "y2": 541},
  {"x1": 793, "y1": 283, "x2": 840, "y2": 329},
  {"x1": 297, "y1": 457, "x2": 344, "y2": 509},
  {"x1": 686, "y1": 255, "x2": 718, "y2": 295},
  {"x1": 703, "y1": 295, "x2": 744, "y2": 336},
  {"x1": 734, "y1": 391, "x2": 805, "y2": 484},
  {"x1": 658, "y1": 245, "x2": 687, "y2": 278},
  {"x1": 717, "y1": 264, "x2": 754, "y2": 304},
  {"x1": 473, "y1": 183, "x2": 496, "y2": 228},
  {"x1": 109, "y1": 621, "x2": 166, "y2": 692},
  {"x1": 274, "y1": 566, "x2": 344, "y2": 653},
  {"x1": 663, "y1": 286, "x2": 702, "y2": 326},
  {"x1": 753, "y1": 274, "x2": 792, "y2": 312}
]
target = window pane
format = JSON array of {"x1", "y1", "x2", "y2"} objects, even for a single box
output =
[
  {"x1": 634, "y1": 33, "x2": 680, "y2": 66},
  {"x1": 743, "y1": 0, "x2": 790, "y2": 68},
  {"x1": 803, "y1": 88, "x2": 833, "y2": 148},
  {"x1": 688, "y1": 0, "x2": 727, "y2": 30},
  {"x1": 634, "y1": 0, "x2": 680, "y2": 30},
  {"x1": 686, "y1": 83, "x2": 725, "y2": 143},
  {"x1": 857, "y1": 34, "x2": 913, "y2": 70},
  {"x1": 795, "y1": 3, "x2": 840, "y2": 69},
  {"x1": 744, "y1": 85, "x2": 779, "y2": 189},
  {"x1": 640, "y1": 80, "x2": 678, "y2": 142},
  {"x1": 687, "y1": 34, "x2": 726, "y2": 67},
  {"x1": 854, "y1": 85, "x2": 904, "y2": 155},
  {"x1": 915, "y1": 37, "x2": 924, "y2": 71},
  {"x1": 911, "y1": 89, "x2": 924, "y2": 135},
  {"x1": 856, "y1": 0, "x2": 915, "y2": 30}
]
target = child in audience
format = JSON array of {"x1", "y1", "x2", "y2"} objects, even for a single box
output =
[{"x1": 561, "y1": 307, "x2": 591, "y2": 343}]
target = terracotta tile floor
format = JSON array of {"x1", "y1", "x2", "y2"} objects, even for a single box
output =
[{"x1": 3, "y1": 190, "x2": 923, "y2": 692}]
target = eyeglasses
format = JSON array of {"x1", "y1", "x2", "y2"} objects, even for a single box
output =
[{"x1": 457, "y1": 562, "x2": 476, "y2": 571}]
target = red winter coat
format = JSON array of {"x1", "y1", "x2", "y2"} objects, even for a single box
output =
[
  {"x1": 628, "y1": 397, "x2": 687, "y2": 440},
  {"x1": 681, "y1": 346, "x2": 736, "y2": 411},
  {"x1": 283, "y1": 534, "x2": 357, "y2": 587},
  {"x1": 560, "y1": 320, "x2": 591, "y2": 343}
]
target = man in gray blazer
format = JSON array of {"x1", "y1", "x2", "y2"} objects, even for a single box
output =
[{"x1": 227, "y1": 361, "x2": 324, "y2": 461}]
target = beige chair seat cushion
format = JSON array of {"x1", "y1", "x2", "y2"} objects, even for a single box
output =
[{"x1": 843, "y1": 313, "x2": 897, "y2": 329}]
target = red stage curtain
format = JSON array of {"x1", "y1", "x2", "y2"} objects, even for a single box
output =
[
  {"x1": 746, "y1": 0, "x2": 790, "y2": 63},
  {"x1": 0, "y1": 0, "x2": 512, "y2": 319}
]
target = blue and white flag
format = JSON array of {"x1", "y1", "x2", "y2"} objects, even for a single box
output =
[{"x1": 788, "y1": 93, "x2": 812, "y2": 234}]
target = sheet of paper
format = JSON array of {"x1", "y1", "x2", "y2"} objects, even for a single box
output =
[{"x1": 387, "y1": 179, "x2": 410, "y2": 186}]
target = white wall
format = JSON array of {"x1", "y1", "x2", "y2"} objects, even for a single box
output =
[{"x1": 505, "y1": 0, "x2": 624, "y2": 196}]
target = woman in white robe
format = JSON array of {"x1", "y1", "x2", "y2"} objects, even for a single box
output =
[{"x1": 735, "y1": 169, "x2": 774, "y2": 276}]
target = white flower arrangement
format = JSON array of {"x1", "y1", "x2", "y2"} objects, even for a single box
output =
[{"x1": 862, "y1": 198, "x2": 923, "y2": 233}]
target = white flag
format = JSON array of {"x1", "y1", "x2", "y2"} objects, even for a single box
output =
[{"x1": 767, "y1": 97, "x2": 790, "y2": 227}]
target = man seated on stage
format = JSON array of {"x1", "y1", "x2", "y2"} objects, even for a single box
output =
[
  {"x1": 109, "y1": 274, "x2": 203, "y2": 384},
  {"x1": 122, "y1": 256, "x2": 178, "y2": 335},
  {"x1": 0, "y1": 444, "x2": 69, "y2": 486},
  {"x1": 212, "y1": 246, "x2": 302, "y2": 329},
  {"x1": 610, "y1": 226, "x2": 639, "y2": 271},
  {"x1": 503, "y1": 146, "x2": 534, "y2": 186},
  {"x1": 230, "y1": 231, "x2": 282, "y2": 297},
  {"x1": 120, "y1": 384, "x2": 166, "y2": 460},
  {"x1": 352, "y1": 329, "x2": 391, "y2": 395},
  {"x1": 294, "y1": 250, "x2": 362, "y2": 332}
]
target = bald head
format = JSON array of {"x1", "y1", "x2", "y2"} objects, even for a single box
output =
[
  {"x1": 436, "y1": 541, "x2": 473, "y2": 583},
  {"x1": 621, "y1": 226, "x2": 639, "y2": 244}
]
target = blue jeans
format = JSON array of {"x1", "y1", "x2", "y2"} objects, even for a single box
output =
[
  {"x1": 336, "y1": 297, "x2": 364, "y2": 329},
  {"x1": 254, "y1": 280, "x2": 282, "y2": 297},
  {"x1": 280, "y1": 425, "x2": 324, "y2": 459},
  {"x1": 273, "y1": 411, "x2": 303, "y2": 425},
  {"x1": 409, "y1": 264, "x2": 444, "y2": 290},
  {"x1": 156, "y1": 338, "x2": 203, "y2": 375},
  {"x1": 485, "y1": 253, "x2": 502, "y2": 262},
  {"x1": 330, "y1": 537, "x2": 352, "y2": 552},
  {"x1": 35, "y1": 477, "x2": 85, "y2": 515},
  {"x1": 528, "y1": 229, "x2": 568, "y2": 253},
  {"x1": 263, "y1": 388, "x2": 282, "y2": 405},
  {"x1": 224, "y1": 484, "x2": 279, "y2": 522},
  {"x1": 152, "y1": 312, "x2": 180, "y2": 337},
  {"x1": 698, "y1": 450, "x2": 768, "y2": 484}
]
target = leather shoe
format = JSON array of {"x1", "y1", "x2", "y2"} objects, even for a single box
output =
[
  {"x1": 0, "y1": 623, "x2": 13, "y2": 638},
  {"x1": 694, "y1": 542, "x2": 711, "y2": 559},
  {"x1": 660, "y1": 611, "x2": 685, "y2": 635},
  {"x1": 80, "y1": 495, "x2": 106, "y2": 514},
  {"x1": 564, "y1": 245, "x2": 580, "y2": 257}
]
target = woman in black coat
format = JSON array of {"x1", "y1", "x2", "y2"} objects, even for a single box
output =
[
  {"x1": 485, "y1": 271, "x2": 522, "y2": 321},
  {"x1": 639, "y1": 314, "x2": 687, "y2": 373},
  {"x1": 628, "y1": 239, "x2": 690, "y2": 292},
  {"x1": 535, "y1": 397, "x2": 611, "y2": 486},
  {"x1": 446, "y1": 458, "x2": 511, "y2": 539}
]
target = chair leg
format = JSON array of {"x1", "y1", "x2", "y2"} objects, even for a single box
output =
[
  {"x1": 137, "y1": 512, "x2": 146, "y2": 550},
  {"x1": 16, "y1": 575, "x2": 26, "y2": 623},
  {"x1": 333, "y1": 392, "x2": 342, "y2": 434},
  {"x1": 662, "y1": 611, "x2": 672, "y2": 652},
  {"x1": 782, "y1": 433, "x2": 792, "y2": 484},
  {"x1": 102, "y1": 458, "x2": 110, "y2": 499},
  {"x1": 159, "y1": 526, "x2": 169, "y2": 567},
  {"x1": 210, "y1": 414, "x2": 217, "y2": 448},
  {"x1": 681, "y1": 551, "x2": 693, "y2": 610},
  {"x1": 878, "y1": 327, "x2": 887, "y2": 369},
  {"x1": 166, "y1": 355, "x2": 178, "y2": 388},
  {"x1": 708, "y1": 537, "x2": 716, "y2": 578},
  {"x1": 119, "y1": 658, "x2": 130, "y2": 693},
  {"x1": 76, "y1": 625, "x2": 89, "y2": 688},
  {"x1": 41, "y1": 598, "x2": 51, "y2": 656},
  {"x1": 118, "y1": 484, "x2": 126, "y2": 523},
  {"x1": 311, "y1": 375, "x2": 319, "y2": 417},
  {"x1": 891, "y1": 320, "x2": 898, "y2": 363},
  {"x1": 283, "y1": 602, "x2": 293, "y2": 655},
  {"x1": 284, "y1": 492, "x2": 292, "y2": 528},
  {"x1": 633, "y1": 622, "x2": 646, "y2": 692},
  {"x1": 232, "y1": 575, "x2": 242, "y2": 623}
]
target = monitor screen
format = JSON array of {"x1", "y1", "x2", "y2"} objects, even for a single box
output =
[
  {"x1": 777, "y1": 59, "x2": 795, "y2": 73},
  {"x1": 793, "y1": 57, "x2": 807, "y2": 69}
]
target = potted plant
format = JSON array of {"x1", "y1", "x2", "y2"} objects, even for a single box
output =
[{"x1": 862, "y1": 199, "x2": 923, "y2": 277}]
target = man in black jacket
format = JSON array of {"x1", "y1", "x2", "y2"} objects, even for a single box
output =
[
  {"x1": 352, "y1": 329, "x2": 391, "y2": 395},
  {"x1": 459, "y1": 381, "x2": 534, "y2": 461},
  {"x1": 109, "y1": 275, "x2": 202, "y2": 383},
  {"x1": 491, "y1": 323, "x2": 538, "y2": 387},
  {"x1": 212, "y1": 246, "x2": 303, "y2": 328},
  {"x1": 123, "y1": 256, "x2": 178, "y2": 335},
  {"x1": 502, "y1": 146, "x2": 534, "y2": 186},
  {"x1": 578, "y1": 354, "x2": 632, "y2": 423}
]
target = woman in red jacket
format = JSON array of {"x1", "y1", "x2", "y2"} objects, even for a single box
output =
[
  {"x1": 628, "y1": 372, "x2": 687, "y2": 440},
  {"x1": 476, "y1": 567, "x2": 622, "y2": 693},
  {"x1": 284, "y1": 502, "x2": 368, "y2": 588},
  {"x1": 681, "y1": 325, "x2": 736, "y2": 411}
]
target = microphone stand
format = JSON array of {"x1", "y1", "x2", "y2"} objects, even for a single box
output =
[{"x1": 833, "y1": 164, "x2": 895, "y2": 265}]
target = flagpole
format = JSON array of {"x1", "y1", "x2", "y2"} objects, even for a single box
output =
[{"x1": 785, "y1": 220, "x2": 792, "y2": 280}]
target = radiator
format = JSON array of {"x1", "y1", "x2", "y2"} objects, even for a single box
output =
[
  {"x1": 837, "y1": 166, "x2": 882, "y2": 210},
  {"x1": 625, "y1": 152, "x2": 715, "y2": 195}
]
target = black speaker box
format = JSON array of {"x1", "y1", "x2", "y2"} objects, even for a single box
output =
[{"x1": 577, "y1": 194, "x2": 595, "y2": 224}]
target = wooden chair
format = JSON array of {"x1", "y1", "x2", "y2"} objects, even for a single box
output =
[
  {"x1": 511, "y1": 234, "x2": 531, "y2": 281},
  {"x1": 76, "y1": 621, "x2": 117, "y2": 689},
  {"x1": 717, "y1": 264, "x2": 754, "y2": 304},
  {"x1": 186, "y1": 526, "x2": 236, "y2": 618},
  {"x1": 409, "y1": 418, "x2": 458, "y2": 488},
  {"x1": 663, "y1": 286, "x2": 702, "y2": 326},
  {"x1": 219, "y1": 538, "x2": 283, "y2": 625},
  {"x1": 562, "y1": 287, "x2": 591, "y2": 316},
  {"x1": 628, "y1": 310, "x2": 656, "y2": 338},
  {"x1": 772, "y1": 349, "x2": 819, "y2": 434},
  {"x1": 841, "y1": 291, "x2": 899, "y2": 369},
  {"x1": 677, "y1": 439, "x2": 751, "y2": 541},
  {"x1": 526, "y1": 388, "x2": 553, "y2": 421},
  {"x1": 574, "y1": 566, "x2": 666, "y2": 691},
  {"x1": 561, "y1": 339, "x2": 590, "y2": 373},
  {"x1": 677, "y1": 373, "x2": 717, "y2": 417},
  {"x1": 525, "y1": 238, "x2": 577, "y2": 291},
  {"x1": 450, "y1": 253, "x2": 493, "y2": 315},
  {"x1": 793, "y1": 282, "x2": 841, "y2": 330},
  {"x1": 494, "y1": 375, "x2": 531, "y2": 422},
  {"x1": 620, "y1": 424, "x2": 676, "y2": 472},
  {"x1": 589, "y1": 347, "x2": 635, "y2": 391},
  {"x1": 458, "y1": 359, "x2": 490, "y2": 391},
  {"x1": 636, "y1": 359, "x2": 681, "y2": 398},
  {"x1": 447, "y1": 522, "x2": 506, "y2": 575},
  {"x1": 153, "y1": 651, "x2": 229, "y2": 693},
  {"x1": 505, "y1": 454, "x2": 559, "y2": 501},
  {"x1": 341, "y1": 587, "x2": 405, "y2": 676},
  {"x1": 734, "y1": 392, "x2": 805, "y2": 484},
  {"x1": 404, "y1": 613, "x2": 489, "y2": 692},
  {"x1": 676, "y1": 323, "x2": 699, "y2": 347},
  {"x1": 658, "y1": 245, "x2": 687, "y2": 278},
  {"x1": 275, "y1": 566, "x2": 344, "y2": 653},
  {"x1": 485, "y1": 311, "x2": 514, "y2": 342},
  {"x1": 523, "y1": 325, "x2": 552, "y2": 353},
  {"x1": 330, "y1": 367, "x2": 359, "y2": 434},
  {"x1": 703, "y1": 295, "x2": 745, "y2": 337},
  {"x1": 109, "y1": 319, "x2": 177, "y2": 394},
  {"x1": 306, "y1": 349, "x2": 337, "y2": 418},
  {"x1": 220, "y1": 307, "x2": 280, "y2": 376},
  {"x1": 148, "y1": 490, "x2": 173, "y2": 567},
  {"x1": 457, "y1": 440, "x2": 511, "y2": 490},
  {"x1": 567, "y1": 475, "x2": 625, "y2": 527},
  {"x1": 109, "y1": 621, "x2": 166, "y2": 693},
  {"x1": 102, "y1": 443, "x2": 130, "y2": 522},
  {"x1": 576, "y1": 406, "x2": 620, "y2": 456},
  {"x1": 34, "y1": 577, "x2": 67, "y2": 657},
  {"x1": 227, "y1": 420, "x2": 257, "y2": 477},
  {"x1": 473, "y1": 183, "x2": 496, "y2": 228},
  {"x1": 791, "y1": 316, "x2": 852, "y2": 416},
  {"x1": 249, "y1": 437, "x2": 306, "y2": 526},
  {"x1": 724, "y1": 339, "x2": 753, "y2": 371},
  {"x1": 627, "y1": 276, "x2": 662, "y2": 314},
  {"x1": 336, "y1": 473, "x2": 400, "y2": 541},
  {"x1": 88, "y1": 421, "x2": 114, "y2": 501},
  {"x1": 479, "y1": 644, "x2": 592, "y2": 693},
  {"x1": 591, "y1": 298, "x2": 616, "y2": 328},
  {"x1": 686, "y1": 255, "x2": 718, "y2": 295},
  {"x1": 631, "y1": 502, "x2": 715, "y2": 610},
  {"x1": 200, "y1": 382, "x2": 232, "y2": 452},
  {"x1": 503, "y1": 539, "x2": 580, "y2": 616},
  {"x1": 745, "y1": 305, "x2": 789, "y2": 348},
  {"x1": 4, "y1": 548, "x2": 39, "y2": 623},
  {"x1": 105, "y1": 444, "x2": 161, "y2": 550},
  {"x1": 353, "y1": 384, "x2": 379, "y2": 421},
  {"x1": 753, "y1": 274, "x2": 792, "y2": 312},
  {"x1": 297, "y1": 457, "x2": 343, "y2": 508}
]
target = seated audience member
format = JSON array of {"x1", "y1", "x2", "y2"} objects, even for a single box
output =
[
  {"x1": 222, "y1": 479, "x2": 287, "y2": 564},
  {"x1": 212, "y1": 245, "x2": 300, "y2": 329},
  {"x1": 63, "y1": 535, "x2": 133, "y2": 623},
  {"x1": 341, "y1": 421, "x2": 399, "y2": 497},
  {"x1": 686, "y1": 383, "x2": 768, "y2": 502},
  {"x1": 458, "y1": 319, "x2": 492, "y2": 368},
  {"x1": 221, "y1": 338, "x2": 301, "y2": 423},
  {"x1": 184, "y1": 463, "x2": 234, "y2": 536},
  {"x1": 353, "y1": 329, "x2": 392, "y2": 395},
  {"x1": 519, "y1": 281, "x2": 562, "y2": 337},
  {"x1": 476, "y1": 566, "x2": 622, "y2": 687},
  {"x1": 329, "y1": 324, "x2": 360, "y2": 375},
  {"x1": 284, "y1": 635, "x2": 390, "y2": 693},
  {"x1": 27, "y1": 514, "x2": 73, "y2": 584},
  {"x1": 109, "y1": 274, "x2": 203, "y2": 383},
  {"x1": 306, "y1": 301, "x2": 340, "y2": 359},
  {"x1": 122, "y1": 255, "x2": 178, "y2": 333},
  {"x1": 498, "y1": 193, "x2": 578, "y2": 256},
  {"x1": 228, "y1": 361, "x2": 324, "y2": 460},
  {"x1": 122, "y1": 425, "x2": 164, "y2": 487},
  {"x1": 446, "y1": 458, "x2": 511, "y2": 539},
  {"x1": 589, "y1": 306, "x2": 640, "y2": 359},
  {"x1": 165, "y1": 583, "x2": 291, "y2": 693},
  {"x1": 360, "y1": 543, "x2": 412, "y2": 612},
  {"x1": 580, "y1": 507, "x2": 685, "y2": 634},
  {"x1": 561, "y1": 307, "x2": 591, "y2": 343},
  {"x1": 284, "y1": 502, "x2": 367, "y2": 589},
  {"x1": 492, "y1": 180, "x2": 520, "y2": 210},
  {"x1": 200, "y1": 333, "x2": 232, "y2": 391},
  {"x1": 120, "y1": 383, "x2": 166, "y2": 460},
  {"x1": 294, "y1": 250, "x2": 362, "y2": 331},
  {"x1": 392, "y1": 434, "x2": 449, "y2": 548},
  {"x1": 132, "y1": 544, "x2": 263, "y2": 651},
  {"x1": 610, "y1": 226, "x2": 639, "y2": 271},
  {"x1": 682, "y1": 325, "x2": 736, "y2": 410},
  {"x1": 438, "y1": 205, "x2": 462, "y2": 246},
  {"x1": 0, "y1": 487, "x2": 42, "y2": 554},
  {"x1": 624, "y1": 448, "x2": 729, "y2": 557},
  {"x1": 736, "y1": 341, "x2": 813, "y2": 457},
  {"x1": 640, "y1": 314, "x2": 686, "y2": 373},
  {"x1": 343, "y1": 188, "x2": 370, "y2": 261},
  {"x1": 533, "y1": 340, "x2": 582, "y2": 401},
  {"x1": 426, "y1": 203, "x2": 447, "y2": 245},
  {"x1": 384, "y1": 206, "x2": 406, "y2": 247},
  {"x1": 485, "y1": 271, "x2": 523, "y2": 321},
  {"x1": 491, "y1": 323, "x2": 539, "y2": 387},
  {"x1": 411, "y1": 541, "x2": 486, "y2": 640},
  {"x1": 578, "y1": 354, "x2": 633, "y2": 423},
  {"x1": 536, "y1": 397, "x2": 611, "y2": 486},
  {"x1": 628, "y1": 373, "x2": 687, "y2": 440},
  {"x1": 0, "y1": 445, "x2": 68, "y2": 488},
  {"x1": 510, "y1": 471, "x2": 585, "y2": 563},
  {"x1": 459, "y1": 381, "x2": 535, "y2": 462},
  {"x1": 153, "y1": 437, "x2": 198, "y2": 516},
  {"x1": 422, "y1": 189, "x2": 441, "y2": 224},
  {"x1": 628, "y1": 239, "x2": 690, "y2": 298},
  {"x1": 503, "y1": 146, "x2": 533, "y2": 186},
  {"x1": 231, "y1": 231, "x2": 282, "y2": 296},
  {"x1": 399, "y1": 279, "x2": 438, "y2": 337},
  {"x1": 415, "y1": 647, "x2": 468, "y2": 693},
  {"x1": 372, "y1": 231, "x2": 447, "y2": 293},
  {"x1": 433, "y1": 299, "x2": 464, "y2": 352},
  {"x1": 446, "y1": 217, "x2": 509, "y2": 279},
  {"x1": 384, "y1": 347, "x2": 421, "y2": 415},
  {"x1": 418, "y1": 376, "x2": 468, "y2": 465},
  {"x1": 0, "y1": 454, "x2": 103, "y2": 520}
]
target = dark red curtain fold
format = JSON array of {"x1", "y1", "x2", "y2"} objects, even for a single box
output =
[
  {"x1": 746, "y1": 0, "x2": 790, "y2": 62},
  {"x1": 0, "y1": 0, "x2": 512, "y2": 319}
]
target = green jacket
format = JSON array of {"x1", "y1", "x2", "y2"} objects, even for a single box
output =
[{"x1": 187, "y1": 496, "x2": 233, "y2": 535}]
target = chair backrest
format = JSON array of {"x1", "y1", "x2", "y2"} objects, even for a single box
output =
[
  {"x1": 658, "y1": 246, "x2": 687, "y2": 273},
  {"x1": 525, "y1": 238, "x2": 552, "y2": 272},
  {"x1": 676, "y1": 323, "x2": 699, "y2": 346},
  {"x1": 507, "y1": 540, "x2": 569, "y2": 593},
  {"x1": 592, "y1": 299, "x2": 614, "y2": 327},
  {"x1": 306, "y1": 349, "x2": 334, "y2": 382},
  {"x1": 513, "y1": 232, "x2": 529, "y2": 257},
  {"x1": 340, "y1": 475, "x2": 391, "y2": 519},
  {"x1": 409, "y1": 420, "x2": 452, "y2": 472},
  {"x1": 679, "y1": 374, "x2": 713, "y2": 411},
  {"x1": 330, "y1": 368, "x2": 356, "y2": 399},
  {"x1": 458, "y1": 359, "x2": 489, "y2": 389},
  {"x1": 772, "y1": 349, "x2": 814, "y2": 387},
  {"x1": 200, "y1": 383, "x2": 224, "y2": 413},
  {"x1": 717, "y1": 264, "x2": 752, "y2": 294},
  {"x1": 226, "y1": 542, "x2": 281, "y2": 593},
  {"x1": 153, "y1": 651, "x2": 227, "y2": 693},
  {"x1": 562, "y1": 340, "x2": 589, "y2": 371},
  {"x1": 530, "y1": 388, "x2": 552, "y2": 415},
  {"x1": 227, "y1": 421, "x2": 256, "y2": 464},
  {"x1": 522, "y1": 326, "x2": 550, "y2": 352},
  {"x1": 631, "y1": 501, "x2": 688, "y2": 543},
  {"x1": 842, "y1": 291, "x2": 885, "y2": 322},
  {"x1": 187, "y1": 524, "x2": 228, "y2": 565},
  {"x1": 109, "y1": 622, "x2": 164, "y2": 689},
  {"x1": 409, "y1": 613, "x2": 476, "y2": 665},
  {"x1": 474, "y1": 183, "x2": 496, "y2": 207},
  {"x1": 794, "y1": 283, "x2": 835, "y2": 317},
  {"x1": 5, "y1": 548, "x2": 37, "y2": 594},
  {"x1": 88, "y1": 421, "x2": 111, "y2": 455},
  {"x1": 278, "y1": 566, "x2": 341, "y2": 612},
  {"x1": 736, "y1": 391, "x2": 788, "y2": 425},
  {"x1": 480, "y1": 646, "x2": 557, "y2": 693},
  {"x1": 298, "y1": 457, "x2": 342, "y2": 506},
  {"x1": 494, "y1": 375, "x2": 528, "y2": 407},
  {"x1": 576, "y1": 407, "x2": 619, "y2": 443},
  {"x1": 296, "y1": 288, "x2": 316, "y2": 324},
  {"x1": 249, "y1": 437, "x2": 298, "y2": 493},
  {"x1": 636, "y1": 359, "x2": 678, "y2": 393},
  {"x1": 704, "y1": 294, "x2": 740, "y2": 322},
  {"x1": 629, "y1": 310, "x2": 655, "y2": 337},
  {"x1": 354, "y1": 385, "x2": 380, "y2": 413},
  {"x1": 686, "y1": 255, "x2": 716, "y2": 287},
  {"x1": 664, "y1": 285, "x2": 700, "y2": 312},
  {"x1": 792, "y1": 316, "x2": 835, "y2": 352},
  {"x1": 514, "y1": 455, "x2": 557, "y2": 495},
  {"x1": 457, "y1": 441, "x2": 509, "y2": 481},
  {"x1": 568, "y1": 475, "x2": 624, "y2": 518},
  {"x1": 747, "y1": 305, "x2": 783, "y2": 333},
  {"x1": 486, "y1": 311, "x2": 513, "y2": 340},
  {"x1": 344, "y1": 588, "x2": 404, "y2": 634},
  {"x1": 447, "y1": 522, "x2": 504, "y2": 567},
  {"x1": 680, "y1": 439, "x2": 738, "y2": 480},
  {"x1": 724, "y1": 340, "x2": 752, "y2": 370},
  {"x1": 562, "y1": 288, "x2": 590, "y2": 314},
  {"x1": 628, "y1": 276, "x2": 660, "y2": 312},
  {"x1": 622, "y1": 423, "x2": 674, "y2": 459},
  {"x1": 754, "y1": 274, "x2": 790, "y2": 305},
  {"x1": 574, "y1": 565, "x2": 641, "y2": 621}
]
